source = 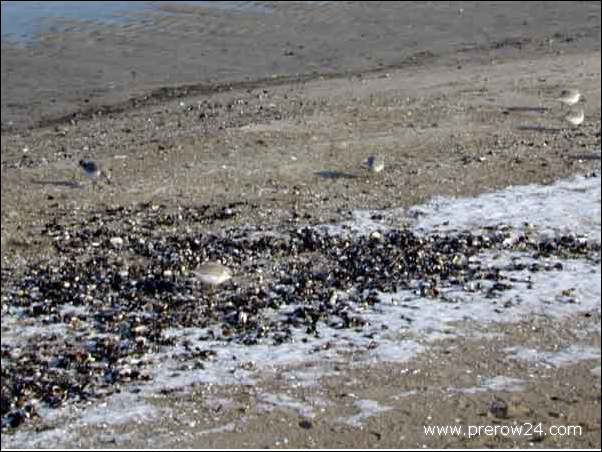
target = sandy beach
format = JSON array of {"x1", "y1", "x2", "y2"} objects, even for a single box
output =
[{"x1": 1, "y1": 1, "x2": 601, "y2": 448}]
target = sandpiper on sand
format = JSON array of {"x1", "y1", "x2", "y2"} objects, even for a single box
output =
[
  {"x1": 194, "y1": 262, "x2": 232, "y2": 287},
  {"x1": 563, "y1": 109, "x2": 584, "y2": 127},
  {"x1": 556, "y1": 88, "x2": 581, "y2": 109},
  {"x1": 79, "y1": 159, "x2": 111, "y2": 184},
  {"x1": 366, "y1": 155, "x2": 385, "y2": 174}
]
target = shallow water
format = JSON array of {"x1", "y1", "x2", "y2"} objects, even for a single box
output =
[
  {"x1": 0, "y1": 1, "x2": 267, "y2": 42},
  {"x1": 2, "y1": 173, "x2": 601, "y2": 447}
]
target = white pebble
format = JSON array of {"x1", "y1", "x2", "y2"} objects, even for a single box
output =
[{"x1": 110, "y1": 237, "x2": 124, "y2": 249}]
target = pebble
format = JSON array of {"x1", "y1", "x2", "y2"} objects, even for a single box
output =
[
  {"x1": 110, "y1": 237, "x2": 124, "y2": 249},
  {"x1": 488, "y1": 399, "x2": 509, "y2": 419}
]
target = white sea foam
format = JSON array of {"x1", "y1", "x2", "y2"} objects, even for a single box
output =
[
  {"x1": 338, "y1": 399, "x2": 393, "y2": 427},
  {"x1": 257, "y1": 393, "x2": 318, "y2": 418},
  {"x1": 448, "y1": 376, "x2": 527, "y2": 395},
  {"x1": 505, "y1": 345, "x2": 601, "y2": 368},
  {"x1": 410, "y1": 174, "x2": 601, "y2": 242}
]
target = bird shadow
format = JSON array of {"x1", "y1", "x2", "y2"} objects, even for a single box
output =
[
  {"x1": 567, "y1": 153, "x2": 601, "y2": 161},
  {"x1": 516, "y1": 125, "x2": 563, "y2": 133},
  {"x1": 315, "y1": 170, "x2": 358, "y2": 180},
  {"x1": 30, "y1": 179, "x2": 84, "y2": 189},
  {"x1": 505, "y1": 106, "x2": 550, "y2": 114}
]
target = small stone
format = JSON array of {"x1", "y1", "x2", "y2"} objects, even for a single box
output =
[
  {"x1": 488, "y1": 399, "x2": 508, "y2": 419},
  {"x1": 299, "y1": 419, "x2": 313, "y2": 429},
  {"x1": 370, "y1": 231, "x2": 383, "y2": 241}
]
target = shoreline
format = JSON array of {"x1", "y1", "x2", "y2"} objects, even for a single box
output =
[{"x1": 0, "y1": 32, "x2": 595, "y2": 132}]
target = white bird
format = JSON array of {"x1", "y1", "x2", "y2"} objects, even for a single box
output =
[
  {"x1": 366, "y1": 155, "x2": 385, "y2": 174},
  {"x1": 194, "y1": 262, "x2": 232, "y2": 287},
  {"x1": 79, "y1": 159, "x2": 111, "y2": 184},
  {"x1": 556, "y1": 89, "x2": 581, "y2": 109},
  {"x1": 563, "y1": 109, "x2": 584, "y2": 127}
]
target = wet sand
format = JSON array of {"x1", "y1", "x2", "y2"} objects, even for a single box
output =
[{"x1": 1, "y1": 1, "x2": 601, "y2": 449}]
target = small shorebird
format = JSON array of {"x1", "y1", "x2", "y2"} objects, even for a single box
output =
[
  {"x1": 366, "y1": 155, "x2": 385, "y2": 174},
  {"x1": 194, "y1": 262, "x2": 232, "y2": 287},
  {"x1": 563, "y1": 109, "x2": 584, "y2": 128},
  {"x1": 79, "y1": 159, "x2": 111, "y2": 184},
  {"x1": 556, "y1": 88, "x2": 581, "y2": 109}
]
